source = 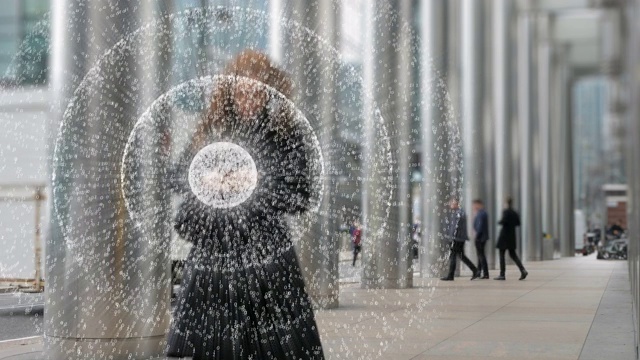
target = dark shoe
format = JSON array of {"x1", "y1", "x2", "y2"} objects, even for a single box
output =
[
  {"x1": 519, "y1": 271, "x2": 528, "y2": 280},
  {"x1": 481, "y1": 275, "x2": 490, "y2": 279},
  {"x1": 470, "y1": 271, "x2": 481, "y2": 280},
  {"x1": 440, "y1": 277, "x2": 454, "y2": 281},
  {"x1": 494, "y1": 276, "x2": 506, "y2": 280}
]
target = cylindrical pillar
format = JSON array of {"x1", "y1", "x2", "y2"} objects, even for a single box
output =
[
  {"x1": 509, "y1": 11, "x2": 523, "y2": 257},
  {"x1": 551, "y1": 46, "x2": 564, "y2": 260},
  {"x1": 481, "y1": 0, "x2": 496, "y2": 272},
  {"x1": 395, "y1": 0, "x2": 415, "y2": 288},
  {"x1": 492, "y1": 0, "x2": 512, "y2": 265},
  {"x1": 537, "y1": 15, "x2": 554, "y2": 260},
  {"x1": 564, "y1": 73, "x2": 575, "y2": 258},
  {"x1": 288, "y1": 0, "x2": 341, "y2": 308},
  {"x1": 447, "y1": 0, "x2": 462, "y2": 196},
  {"x1": 461, "y1": 0, "x2": 485, "y2": 269},
  {"x1": 554, "y1": 45, "x2": 575, "y2": 257},
  {"x1": 268, "y1": 0, "x2": 284, "y2": 63},
  {"x1": 419, "y1": 0, "x2": 449, "y2": 278},
  {"x1": 517, "y1": 12, "x2": 542, "y2": 262},
  {"x1": 47, "y1": 1, "x2": 171, "y2": 358},
  {"x1": 623, "y1": 0, "x2": 640, "y2": 350},
  {"x1": 361, "y1": 0, "x2": 414, "y2": 289}
]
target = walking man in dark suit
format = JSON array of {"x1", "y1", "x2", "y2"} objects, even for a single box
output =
[
  {"x1": 472, "y1": 199, "x2": 490, "y2": 279},
  {"x1": 495, "y1": 196, "x2": 529, "y2": 280},
  {"x1": 441, "y1": 198, "x2": 480, "y2": 281}
]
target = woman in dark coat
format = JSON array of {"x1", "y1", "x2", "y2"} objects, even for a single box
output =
[
  {"x1": 166, "y1": 50, "x2": 324, "y2": 359},
  {"x1": 494, "y1": 196, "x2": 528, "y2": 281}
]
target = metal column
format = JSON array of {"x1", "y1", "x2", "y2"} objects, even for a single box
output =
[
  {"x1": 47, "y1": 1, "x2": 171, "y2": 358},
  {"x1": 395, "y1": 0, "x2": 415, "y2": 288},
  {"x1": 288, "y1": 0, "x2": 341, "y2": 308},
  {"x1": 517, "y1": 12, "x2": 543, "y2": 262},
  {"x1": 447, "y1": 0, "x2": 462, "y2": 196},
  {"x1": 361, "y1": 0, "x2": 414, "y2": 289},
  {"x1": 537, "y1": 15, "x2": 555, "y2": 260},
  {"x1": 461, "y1": 0, "x2": 484, "y2": 268},
  {"x1": 553, "y1": 45, "x2": 575, "y2": 257},
  {"x1": 551, "y1": 46, "x2": 564, "y2": 261},
  {"x1": 492, "y1": 0, "x2": 512, "y2": 266},
  {"x1": 419, "y1": 0, "x2": 450, "y2": 278},
  {"x1": 623, "y1": 0, "x2": 640, "y2": 353},
  {"x1": 268, "y1": 0, "x2": 284, "y2": 63},
  {"x1": 481, "y1": 0, "x2": 496, "y2": 273}
]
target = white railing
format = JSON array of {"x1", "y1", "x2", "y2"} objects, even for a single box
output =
[{"x1": 0, "y1": 184, "x2": 45, "y2": 292}]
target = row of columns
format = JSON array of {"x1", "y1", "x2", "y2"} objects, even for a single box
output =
[
  {"x1": 360, "y1": 0, "x2": 579, "y2": 283},
  {"x1": 278, "y1": 0, "x2": 582, "y2": 295},
  {"x1": 46, "y1": 2, "x2": 584, "y2": 359}
]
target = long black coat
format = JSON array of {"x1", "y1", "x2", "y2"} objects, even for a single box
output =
[
  {"x1": 496, "y1": 208, "x2": 521, "y2": 250},
  {"x1": 167, "y1": 95, "x2": 323, "y2": 359}
]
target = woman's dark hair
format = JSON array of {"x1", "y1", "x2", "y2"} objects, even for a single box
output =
[
  {"x1": 189, "y1": 50, "x2": 293, "y2": 151},
  {"x1": 222, "y1": 49, "x2": 292, "y2": 97}
]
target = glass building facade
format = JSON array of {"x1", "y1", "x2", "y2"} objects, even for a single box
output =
[{"x1": 0, "y1": 0, "x2": 49, "y2": 85}]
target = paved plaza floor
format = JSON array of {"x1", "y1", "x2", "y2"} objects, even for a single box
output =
[
  {"x1": 0, "y1": 254, "x2": 635, "y2": 359},
  {"x1": 317, "y1": 254, "x2": 636, "y2": 359}
]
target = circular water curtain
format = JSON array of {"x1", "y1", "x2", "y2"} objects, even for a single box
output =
[
  {"x1": 50, "y1": 3, "x2": 461, "y2": 359},
  {"x1": 121, "y1": 75, "x2": 324, "y2": 265}
]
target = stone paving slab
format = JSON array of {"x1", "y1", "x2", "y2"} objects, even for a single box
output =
[{"x1": 578, "y1": 266, "x2": 636, "y2": 360}]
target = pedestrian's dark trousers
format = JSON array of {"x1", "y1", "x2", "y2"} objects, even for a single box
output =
[
  {"x1": 475, "y1": 241, "x2": 489, "y2": 277},
  {"x1": 498, "y1": 248, "x2": 526, "y2": 276},
  {"x1": 352, "y1": 245, "x2": 361, "y2": 266},
  {"x1": 447, "y1": 241, "x2": 478, "y2": 278}
]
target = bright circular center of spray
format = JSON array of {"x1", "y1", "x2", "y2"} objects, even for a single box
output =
[{"x1": 188, "y1": 142, "x2": 257, "y2": 208}]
